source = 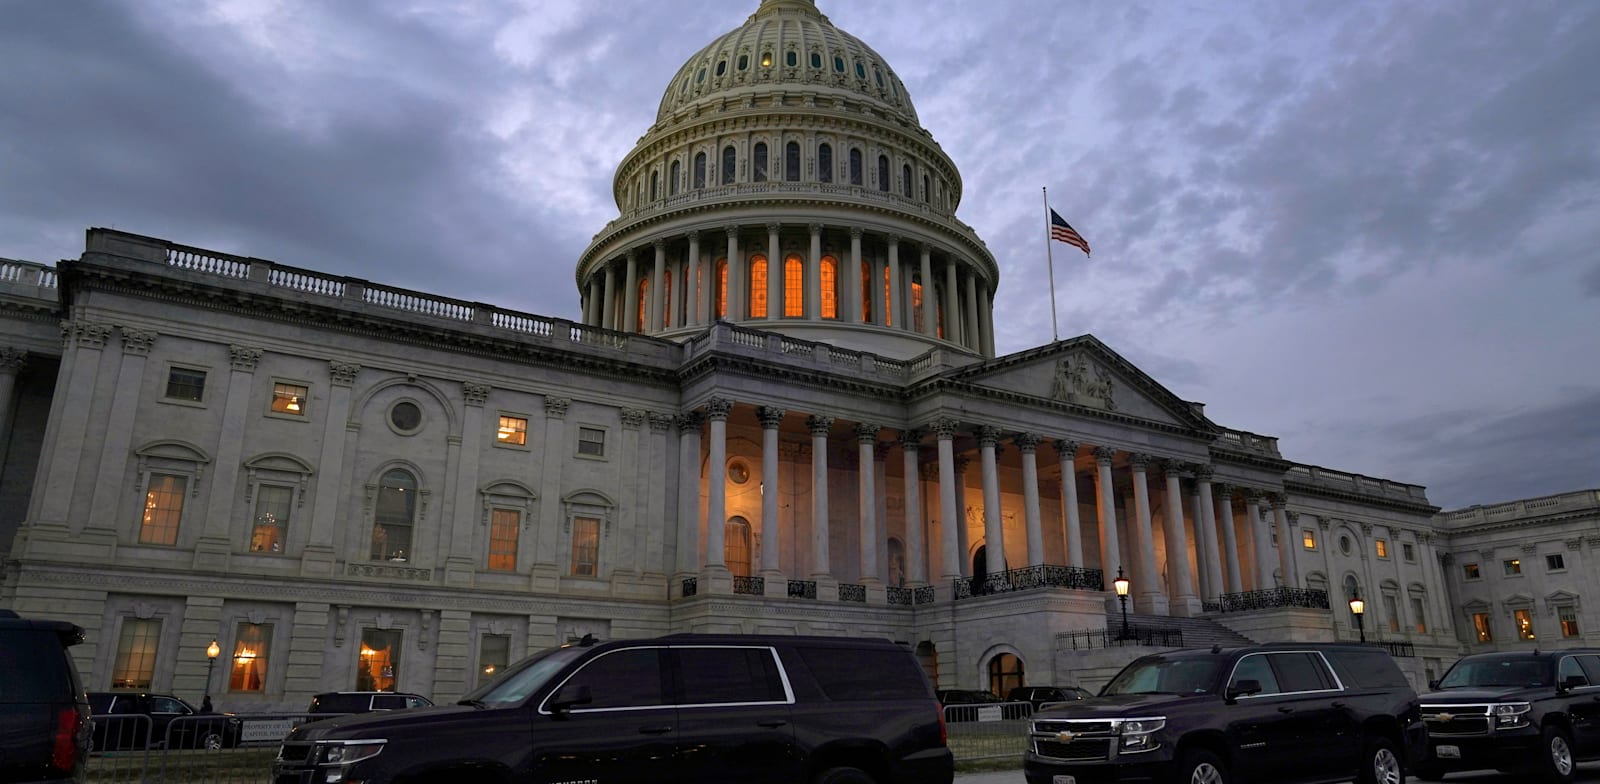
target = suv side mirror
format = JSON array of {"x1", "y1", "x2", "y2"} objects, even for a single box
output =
[
  {"x1": 1560, "y1": 675, "x2": 1587, "y2": 692},
  {"x1": 549, "y1": 684, "x2": 593, "y2": 718},
  {"x1": 1226, "y1": 679, "x2": 1262, "y2": 702},
  {"x1": 1427, "y1": 680, "x2": 1439, "y2": 690}
]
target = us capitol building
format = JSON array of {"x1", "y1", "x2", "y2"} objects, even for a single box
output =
[{"x1": 2, "y1": 0, "x2": 1595, "y2": 709}]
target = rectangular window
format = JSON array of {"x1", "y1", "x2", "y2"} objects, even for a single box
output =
[
  {"x1": 1547, "y1": 553, "x2": 1566, "y2": 571},
  {"x1": 1515, "y1": 608, "x2": 1536, "y2": 640},
  {"x1": 571, "y1": 516, "x2": 600, "y2": 576},
  {"x1": 1504, "y1": 558, "x2": 1522, "y2": 576},
  {"x1": 478, "y1": 634, "x2": 510, "y2": 689},
  {"x1": 1375, "y1": 539, "x2": 1388, "y2": 559},
  {"x1": 1383, "y1": 594, "x2": 1401, "y2": 633},
  {"x1": 1463, "y1": 563, "x2": 1481, "y2": 580},
  {"x1": 112, "y1": 618, "x2": 162, "y2": 689},
  {"x1": 140, "y1": 473, "x2": 187, "y2": 545},
  {"x1": 357, "y1": 628, "x2": 402, "y2": 692},
  {"x1": 677, "y1": 647, "x2": 787, "y2": 704},
  {"x1": 165, "y1": 367, "x2": 206, "y2": 402},
  {"x1": 1410, "y1": 597, "x2": 1427, "y2": 634},
  {"x1": 577, "y1": 427, "x2": 605, "y2": 457},
  {"x1": 1302, "y1": 529, "x2": 1316, "y2": 550},
  {"x1": 1473, "y1": 612, "x2": 1493, "y2": 643},
  {"x1": 487, "y1": 508, "x2": 519, "y2": 572},
  {"x1": 271, "y1": 382, "x2": 308, "y2": 416},
  {"x1": 1402, "y1": 543, "x2": 1415, "y2": 562},
  {"x1": 497, "y1": 415, "x2": 527, "y2": 446},
  {"x1": 1559, "y1": 606, "x2": 1580, "y2": 638},
  {"x1": 250, "y1": 484, "x2": 292, "y2": 553},
  {"x1": 229, "y1": 623, "x2": 272, "y2": 692}
]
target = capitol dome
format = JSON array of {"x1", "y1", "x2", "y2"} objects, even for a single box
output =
[{"x1": 576, "y1": 0, "x2": 1000, "y2": 360}]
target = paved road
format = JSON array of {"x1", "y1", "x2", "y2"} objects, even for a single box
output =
[{"x1": 954, "y1": 763, "x2": 1600, "y2": 784}]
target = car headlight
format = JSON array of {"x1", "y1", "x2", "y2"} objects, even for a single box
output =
[
  {"x1": 1118, "y1": 717, "x2": 1166, "y2": 753},
  {"x1": 321, "y1": 740, "x2": 386, "y2": 765},
  {"x1": 1492, "y1": 703, "x2": 1530, "y2": 728}
]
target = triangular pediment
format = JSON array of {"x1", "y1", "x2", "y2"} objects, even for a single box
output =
[{"x1": 932, "y1": 335, "x2": 1215, "y2": 431}]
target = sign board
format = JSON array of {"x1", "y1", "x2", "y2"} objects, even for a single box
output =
[
  {"x1": 242, "y1": 718, "x2": 297, "y2": 743},
  {"x1": 976, "y1": 705, "x2": 1003, "y2": 722}
]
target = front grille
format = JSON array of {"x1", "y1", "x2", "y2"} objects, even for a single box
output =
[
  {"x1": 1034, "y1": 719, "x2": 1115, "y2": 735},
  {"x1": 1035, "y1": 737, "x2": 1113, "y2": 761},
  {"x1": 1421, "y1": 705, "x2": 1491, "y2": 736}
]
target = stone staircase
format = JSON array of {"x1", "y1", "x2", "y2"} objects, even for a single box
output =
[{"x1": 1106, "y1": 610, "x2": 1256, "y2": 649}]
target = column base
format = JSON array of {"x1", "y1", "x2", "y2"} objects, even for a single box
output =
[
  {"x1": 699, "y1": 565, "x2": 733, "y2": 595},
  {"x1": 760, "y1": 569, "x2": 789, "y2": 598},
  {"x1": 811, "y1": 574, "x2": 839, "y2": 601},
  {"x1": 192, "y1": 536, "x2": 231, "y2": 572},
  {"x1": 299, "y1": 546, "x2": 337, "y2": 577},
  {"x1": 1168, "y1": 594, "x2": 1202, "y2": 618},
  {"x1": 442, "y1": 557, "x2": 476, "y2": 587},
  {"x1": 1133, "y1": 594, "x2": 1170, "y2": 616}
]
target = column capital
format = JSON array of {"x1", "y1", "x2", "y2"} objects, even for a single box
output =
[
  {"x1": 229, "y1": 345, "x2": 263, "y2": 371},
  {"x1": 462, "y1": 382, "x2": 492, "y2": 406},
  {"x1": 806, "y1": 415, "x2": 834, "y2": 436},
  {"x1": 756, "y1": 406, "x2": 785, "y2": 429},
  {"x1": 1158, "y1": 457, "x2": 1187, "y2": 476},
  {"x1": 626, "y1": 248, "x2": 637, "y2": 262},
  {"x1": 676, "y1": 411, "x2": 704, "y2": 432},
  {"x1": 1092, "y1": 445, "x2": 1116, "y2": 465},
  {"x1": 65, "y1": 321, "x2": 114, "y2": 349},
  {"x1": 766, "y1": 221, "x2": 781, "y2": 235},
  {"x1": 1193, "y1": 464, "x2": 1215, "y2": 481},
  {"x1": 620, "y1": 408, "x2": 647, "y2": 429},
  {"x1": 1241, "y1": 488, "x2": 1263, "y2": 503},
  {"x1": 977, "y1": 425, "x2": 1002, "y2": 448},
  {"x1": 328, "y1": 360, "x2": 361, "y2": 386},
  {"x1": 1318, "y1": 516, "x2": 1333, "y2": 531},
  {"x1": 808, "y1": 222, "x2": 822, "y2": 236},
  {"x1": 652, "y1": 238, "x2": 666, "y2": 251},
  {"x1": 1285, "y1": 510, "x2": 1300, "y2": 524},
  {"x1": 899, "y1": 429, "x2": 925, "y2": 449},
  {"x1": 123, "y1": 329, "x2": 158, "y2": 356},
  {"x1": 1214, "y1": 482, "x2": 1235, "y2": 499},
  {"x1": 544, "y1": 396, "x2": 571, "y2": 419},
  {"x1": 648, "y1": 413, "x2": 674, "y2": 433},
  {"x1": 0, "y1": 346, "x2": 25, "y2": 372},
  {"x1": 685, "y1": 229, "x2": 700, "y2": 243},
  {"x1": 885, "y1": 233, "x2": 900, "y2": 247},
  {"x1": 705, "y1": 397, "x2": 735, "y2": 421},
  {"x1": 854, "y1": 422, "x2": 881, "y2": 443},
  {"x1": 724, "y1": 224, "x2": 740, "y2": 239},
  {"x1": 1129, "y1": 452, "x2": 1153, "y2": 470},
  {"x1": 930, "y1": 417, "x2": 960, "y2": 440},
  {"x1": 1267, "y1": 492, "x2": 1287, "y2": 509},
  {"x1": 1360, "y1": 522, "x2": 1374, "y2": 536},
  {"x1": 849, "y1": 226, "x2": 864, "y2": 239},
  {"x1": 1012, "y1": 432, "x2": 1042, "y2": 452},
  {"x1": 1051, "y1": 439, "x2": 1079, "y2": 461}
]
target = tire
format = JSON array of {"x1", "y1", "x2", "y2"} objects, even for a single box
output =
[
  {"x1": 201, "y1": 731, "x2": 224, "y2": 750},
  {"x1": 1410, "y1": 762, "x2": 1445, "y2": 781},
  {"x1": 1178, "y1": 749, "x2": 1228, "y2": 784},
  {"x1": 1535, "y1": 726, "x2": 1575, "y2": 784},
  {"x1": 812, "y1": 767, "x2": 875, "y2": 784},
  {"x1": 1355, "y1": 737, "x2": 1402, "y2": 784}
]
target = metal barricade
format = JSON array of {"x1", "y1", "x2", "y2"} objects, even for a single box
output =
[
  {"x1": 84, "y1": 712, "x2": 326, "y2": 783},
  {"x1": 943, "y1": 701, "x2": 1031, "y2": 762}
]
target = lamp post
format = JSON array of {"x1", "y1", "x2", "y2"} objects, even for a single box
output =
[
  {"x1": 1348, "y1": 590, "x2": 1366, "y2": 644},
  {"x1": 1113, "y1": 566, "x2": 1132, "y2": 641},
  {"x1": 204, "y1": 639, "x2": 220, "y2": 705}
]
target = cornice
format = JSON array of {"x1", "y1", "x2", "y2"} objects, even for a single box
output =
[
  {"x1": 901, "y1": 378, "x2": 1215, "y2": 445},
  {"x1": 1283, "y1": 477, "x2": 1441, "y2": 515},
  {"x1": 1436, "y1": 509, "x2": 1599, "y2": 536}
]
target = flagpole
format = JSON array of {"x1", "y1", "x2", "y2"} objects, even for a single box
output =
[{"x1": 1043, "y1": 186, "x2": 1059, "y2": 342}]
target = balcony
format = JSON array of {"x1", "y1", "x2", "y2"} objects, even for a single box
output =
[{"x1": 955, "y1": 565, "x2": 1104, "y2": 600}]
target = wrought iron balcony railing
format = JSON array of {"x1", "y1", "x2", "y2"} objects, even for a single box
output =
[
  {"x1": 954, "y1": 565, "x2": 1104, "y2": 600},
  {"x1": 839, "y1": 583, "x2": 866, "y2": 603},
  {"x1": 787, "y1": 579, "x2": 817, "y2": 599},
  {"x1": 732, "y1": 576, "x2": 764, "y2": 595},
  {"x1": 1214, "y1": 587, "x2": 1329, "y2": 612}
]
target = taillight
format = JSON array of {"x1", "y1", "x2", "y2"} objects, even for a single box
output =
[
  {"x1": 937, "y1": 705, "x2": 948, "y2": 746},
  {"x1": 52, "y1": 706, "x2": 82, "y2": 772}
]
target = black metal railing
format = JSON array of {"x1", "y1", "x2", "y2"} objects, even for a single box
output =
[
  {"x1": 887, "y1": 586, "x2": 912, "y2": 605},
  {"x1": 787, "y1": 579, "x2": 817, "y2": 599},
  {"x1": 839, "y1": 583, "x2": 866, "y2": 603},
  {"x1": 1214, "y1": 587, "x2": 1329, "y2": 612},
  {"x1": 733, "y1": 576, "x2": 764, "y2": 595},
  {"x1": 1369, "y1": 640, "x2": 1415, "y2": 657},
  {"x1": 681, "y1": 577, "x2": 697, "y2": 598},
  {"x1": 913, "y1": 586, "x2": 937, "y2": 605},
  {"x1": 954, "y1": 564, "x2": 1104, "y2": 599},
  {"x1": 1057, "y1": 627, "x2": 1186, "y2": 650}
]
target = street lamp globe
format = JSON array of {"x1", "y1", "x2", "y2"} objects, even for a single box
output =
[
  {"x1": 1348, "y1": 591, "x2": 1366, "y2": 643},
  {"x1": 1113, "y1": 570, "x2": 1130, "y2": 597},
  {"x1": 1112, "y1": 566, "x2": 1132, "y2": 641}
]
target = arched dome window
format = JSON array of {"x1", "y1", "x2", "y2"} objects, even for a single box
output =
[
  {"x1": 784, "y1": 141, "x2": 800, "y2": 182},
  {"x1": 877, "y1": 154, "x2": 890, "y2": 192},
  {"x1": 753, "y1": 143, "x2": 768, "y2": 182},
  {"x1": 761, "y1": 51, "x2": 773, "y2": 68},
  {"x1": 912, "y1": 276, "x2": 924, "y2": 329},
  {"x1": 785, "y1": 50, "x2": 798, "y2": 67},
  {"x1": 636, "y1": 278, "x2": 649, "y2": 332},
  {"x1": 902, "y1": 164, "x2": 913, "y2": 197},
  {"x1": 818, "y1": 144, "x2": 832, "y2": 183},
  {"x1": 849, "y1": 149, "x2": 862, "y2": 185},
  {"x1": 810, "y1": 51, "x2": 822, "y2": 69},
  {"x1": 660, "y1": 273, "x2": 672, "y2": 328},
  {"x1": 882, "y1": 266, "x2": 893, "y2": 324},
  {"x1": 860, "y1": 259, "x2": 873, "y2": 322},
  {"x1": 715, "y1": 59, "x2": 726, "y2": 77},
  {"x1": 748, "y1": 255, "x2": 768, "y2": 318},
  {"x1": 783, "y1": 253, "x2": 803, "y2": 317},
  {"x1": 874, "y1": 67, "x2": 884, "y2": 88},
  {"x1": 923, "y1": 174, "x2": 930, "y2": 203},
  {"x1": 737, "y1": 54, "x2": 748, "y2": 70},
  {"x1": 855, "y1": 60, "x2": 866, "y2": 80},
  {"x1": 669, "y1": 160, "x2": 681, "y2": 196},
  {"x1": 650, "y1": 171, "x2": 659, "y2": 201},
  {"x1": 820, "y1": 256, "x2": 839, "y2": 318},
  {"x1": 693, "y1": 152, "x2": 706, "y2": 189},
  {"x1": 721, "y1": 146, "x2": 736, "y2": 185},
  {"x1": 714, "y1": 258, "x2": 728, "y2": 319}
]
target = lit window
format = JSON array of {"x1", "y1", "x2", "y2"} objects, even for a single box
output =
[
  {"x1": 1410, "y1": 596, "x2": 1427, "y2": 634},
  {"x1": 859, "y1": 259, "x2": 872, "y2": 322},
  {"x1": 1559, "y1": 606, "x2": 1580, "y2": 638},
  {"x1": 488, "y1": 508, "x2": 519, "y2": 571},
  {"x1": 1504, "y1": 559, "x2": 1522, "y2": 576},
  {"x1": 636, "y1": 278, "x2": 648, "y2": 331},
  {"x1": 715, "y1": 258, "x2": 728, "y2": 318},
  {"x1": 726, "y1": 517, "x2": 752, "y2": 578},
  {"x1": 1472, "y1": 612, "x2": 1492, "y2": 643},
  {"x1": 820, "y1": 256, "x2": 838, "y2": 318},
  {"x1": 1375, "y1": 539, "x2": 1388, "y2": 558},
  {"x1": 140, "y1": 473, "x2": 186, "y2": 545},
  {"x1": 1463, "y1": 563, "x2": 1481, "y2": 580},
  {"x1": 748, "y1": 256, "x2": 768, "y2": 318},
  {"x1": 478, "y1": 634, "x2": 509, "y2": 688},
  {"x1": 1515, "y1": 608, "x2": 1535, "y2": 640},
  {"x1": 578, "y1": 427, "x2": 605, "y2": 457},
  {"x1": 911, "y1": 279, "x2": 924, "y2": 329},
  {"x1": 784, "y1": 254, "x2": 803, "y2": 317},
  {"x1": 271, "y1": 383, "x2": 308, "y2": 416},
  {"x1": 230, "y1": 623, "x2": 272, "y2": 692},
  {"x1": 497, "y1": 415, "x2": 527, "y2": 446},
  {"x1": 571, "y1": 516, "x2": 599, "y2": 576},
  {"x1": 371, "y1": 469, "x2": 416, "y2": 562},
  {"x1": 250, "y1": 484, "x2": 291, "y2": 553},
  {"x1": 1384, "y1": 594, "x2": 1400, "y2": 633},
  {"x1": 760, "y1": 51, "x2": 773, "y2": 68},
  {"x1": 1302, "y1": 529, "x2": 1317, "y2": 550},
  {"x1": 1547, "y1": 553, "x2": 1565, "y2": 571},
  {"x1": 357, "y1": 628, "x2": 401, "y2": 692},
  {"x1": 112, "y1": 618, "x2": 162, "y2": 689},
  {"x1": 165, "y1": 367, "x2": 206, "y2": 402}
]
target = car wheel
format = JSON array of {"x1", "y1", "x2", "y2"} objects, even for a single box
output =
[
  {"x1": 1356, "y1": 737, "x2": 1402, "y2": 784},
  {"x1": 1411, "y1": 763, "x2": 1446, "y2": 781},
  {"x1": 1535, "y1": 726, "x2": 1575, "y2": 784},
  {"x1": 1179, "y1": 749, "x2": 1228, "y2": 784},
  {"x1": 812, "y1": 766, "x2": 874, "y2": 784},
  {"x1": 202, "y1": 732, "x2": 224, "y2": 751}
]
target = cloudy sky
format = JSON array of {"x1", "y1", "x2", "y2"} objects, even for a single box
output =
[{"x1": 4, "y1": 0, "x2": 1597, "y2": 510}]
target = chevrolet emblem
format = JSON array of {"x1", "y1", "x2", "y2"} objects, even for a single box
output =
[
  {"x1": 1056, "y1": 731, "x2": 1076, "y2": 743},
  {"x1": 1436, "y1": 713, "x2": 1453, "y2": 722}
]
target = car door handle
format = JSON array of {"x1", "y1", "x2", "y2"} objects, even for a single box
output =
[
  {"x1": 638, "y1": 725, "x2": 673, "y2": 735},
  {"x1": 1331, "y1": 702, "x2": 1346, "y2": 709},
  {"x1": 1278, "y1": 707, "x2": 1293, "y2": 713},
  {"x1": 757, "y1": 720, "x2": 788, "y2": 728}
]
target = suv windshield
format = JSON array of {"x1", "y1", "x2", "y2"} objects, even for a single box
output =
[
  {"x1": 460, "y1": 646, "x2": 585, "y2": 706},
  {"x1": 1437, "y1": 657, "x2": 1551, "y2": 689},
  {"x1": 1103, "y1": 655, "x2": 1222, "y2": 696}
]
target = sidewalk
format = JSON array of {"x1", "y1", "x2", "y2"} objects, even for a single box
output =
[{"x1": 954, "y1": 770, "x2": 1024, "y2": 783}]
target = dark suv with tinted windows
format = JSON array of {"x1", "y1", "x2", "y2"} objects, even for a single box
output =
[
  {"x1": 1415, "y1": 648, "x2": 1600, "y2": 783},
  {"x1": 0, "y1": 610, "x2": 91, "y2": 783},
  {"x1": 306, "y1": 692, "x2": 433, "y2": 715},
  {"x1": 274, "y1": 633, "x2": 951, "y2": 784},
  {"x1": 1024, "y1": 643, "x2": 1426, "y2": 784}
]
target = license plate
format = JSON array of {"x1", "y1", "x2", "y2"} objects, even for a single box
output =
[
  {"x1": 1053, "y1": 777, "x2": 1076, "y2": 784},
  {"x1": 1436, "y1": 745, "x2": 1460, "y2": 759}
]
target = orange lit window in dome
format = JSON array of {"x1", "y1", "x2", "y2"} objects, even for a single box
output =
[
  {"x1": 715, "y1": 258, "x2": 727, "y2": 318},
  {"x1": 784, "y1": 254, "x2": 803, "y2": 317},
  {"x1": 882, "y1": 266, "x2": 893, "y2": 325},
  {"x1": 860, "y1": 260, "x2": 873, "y2": 322},
  {"x1": 636, "y1": 279, "x2": 649, "y2": 332},
  {"x1": 761, "y1": 51, "x2": 773, "y2": 68},
  {"x1": 912, "y1": 280, "x2": 924, "y2": 330},
  {"x1": 749, "y1": 256, "x2": 768, "y2": 318},
  {"x1": 661, "y1": 273, "x2": 672, "y2": 328},
  {"x1": 821, "y1": 256, "x2": 838, "y2": 318}
]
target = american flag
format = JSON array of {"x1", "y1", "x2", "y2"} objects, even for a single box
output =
[{"x1": 1049, "y1": 209, "x2": 1091, "y2": 256}]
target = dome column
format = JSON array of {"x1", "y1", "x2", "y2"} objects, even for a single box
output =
[
  {"x1": 807, "y1": 223, "x2": 823, "y2": 320},
  {"x1": 887, "y1": 236, "x2": 903, "y2": 329},
  {"x1": 623, "y1": 251, "x2": 640, "y2": 333},
  {"x1": 979, "y1": 282, "x2": 995, "y2": 356},
  {"x1": 848, "y1": 227, "x2": 864, "y2": 323},
  {"x1": 944, "y1": 259, "x2": 962, "y2": 348},
  {"x1": 602, "y1": 260, "x2": 618, "y2": 331},
  {"x1": 585, "y1": 277, "x2": 601, "y2": 326},
  {"x1": 687, "y1": 231, "x2": 704, "y2": 326},
  {"x1": 725, "y1": 226, "x2": 743, "y2": 321},
  {"x1": 766, "y1": 223, "x2": 782, "y2": 319},
  {"x1": 651, "y1": 240, "x2": 667, "y2": 333},
  {"x1": 963, "y1": 272, "x2": 980, "y2": 350},
  {"x1": 919, "y1": 244, "x2": 935, "y2": 336}
]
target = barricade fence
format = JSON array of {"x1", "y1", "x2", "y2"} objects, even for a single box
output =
[
  {"x1": 85, "y1": 712, "x2": 323, "y2": 784},
  {"x1": 943, "y1": 701, "x2": 1032, "y2": 762}
]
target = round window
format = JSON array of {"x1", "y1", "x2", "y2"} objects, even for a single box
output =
[
  {"x1": 728, "y1": 460, "x2": 750, "y2": 484},
  {"x1": 390, "y1": 401, "x2": 422, "y2": 432},
  {"x1": 1339, "y1": 535, "x2": 1352, "y2": 555}
]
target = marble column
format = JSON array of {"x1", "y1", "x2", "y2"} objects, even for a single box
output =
[
  {"x1": 871, "y1": 251, "x2": 886, "y2": 326},
  {"x1": 1247, "y1": 490, "x2": 1274, "y2": 589},
  {"x1": 855, "y1": 423, "x2": 881, "y2": 585},
  {"x1": 954, "y1": 457, "x2": 971, "y2": 576},
  {"x1": 303, "y1": 361, "x2": 360, "y2": 577},
  {"x1": 887, "y1": 236, "x2": 903, "y2": 329},
  {"x1": 1162, "y1": 460, "x2": 1198, "y2": 615},
  {"x1": 1016, "y1": 433, "x2": 1044, "y2": 567},
  {"x1": 758, "y1": 406, "x2": 784, "y2": 576},
  {"x1": 1129, "y1": 453, "x2": 1165, "y2": 613},
  {"x1": 808, "y1": 415, "x2": 834, "y2": 579},
  {"x1": 1272, "y1": 495, "x2": 1297, "y2": 587},
  {"x1": 34, "y1": 321, "x2": 112, "y2": 527},
  {"x1": 1094, "y1": 446, "x2": 1122, "y2": 600},
  {"x1": 767, "y1": 223, "x2": 782, "y2": 319},
  {"x1": 675, "y1": 413, "x2": 704, "y2": 577},
  {"x1": 847, "y1": 227, "x2": 864, "y2": 323},
  {"x1": 725, "y1": 226, "x2": 742, "y2": 320},
  {"x1": 901, "y1": 430, "x2": 926, "y2": 585},
  {"x1": 444, "y1": 382, "x2": 489, "y2": 584},
  {"x1": 584, "y1": 279, "x2": 601, "y2": 326},
  {"x1": 1215, "y1": 484, "x2": 1243, "y2": 594},
  {"x1": 197, "y1": 345, "x2": 264, "y2": 566},
  {"x1": 602, "y1": 262, "x2": 618, "y2": 330},
  {"x1": 1193, "y1": 467, "x2": 1223, "y2": 601},
  {"x1": 944, "y1": 259, "x2": 962, "y2": 345},
  {"x1": 687, "y1": 231, "x2": 703, "y2": 326},
  {"x1": 704, "y1": 398, "x2": 732, "y2": 571},
  {"x1": 963, "y1": 274, "x2": 981, "y2": 350},
  {"x1": 919, "y1": 245, "x2": 935, "y2": 335},
  {"x1": 623, "y1": 251, "x2": 640, "y2": 333},
  {"x1": 934, "y1": 418, "x2": 962, "y2": 584},
  {"x1": 651, "y1": 240, "x2": 666, "y2": 332},
  {"x1": 1054, "y1": 440, "x2": 1084, "y2": 569},
  {"x1": 978, "y1": 426, "x2": 1005, "y2": 577},
  {"x1": 84, "y1": 332, "x2": 152, "y2": 538},
  {"x1": 808, "y1": 224, "x2": 823, "y2": 320},
  {"x1": 978, "y1": 283, "x2": 995, "y2": 356}
]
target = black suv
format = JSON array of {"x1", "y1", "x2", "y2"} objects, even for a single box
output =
[
  {"x1": 275, "y1": 633, "x2": 952, "y2": 784},
  {"x1": 0, "y1": 610, "x2": 90, "y2": 784},
  {"x1": 1023, "y1": 643, "x2": 1426, "y2": 784},
  {"x1": 1415, "y1": 648, "x2": 1600, "y2": 783},
  {"x1": 87, "y1": 692, "x2": 242, "y2": 750},
  {"x1": 306, "y1": 692, "x2": 433, "y2": 715}
]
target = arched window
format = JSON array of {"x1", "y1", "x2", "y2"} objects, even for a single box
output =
[
  {"x1": 669, "y1": 160, "x2": 681, "y2": 196},
  {"x1": 820, "y1": 255, "x2": 838, "y2": 318},
  {"x1": 933, "y1": 280, "x2": 945, "y2": 338},
  {"x1": 650, "y1": 171, "x2": 659, "y2": 201},
  {"x1": 911, "y1": 277, "x2": 924, "y2": 330},
  {"x1": 748, "y1": 255, "x2": 768, "y2": 318},
  {"x1": 715, "y1": 258, "x2": 728, "y2": 319},
  {"x1": 902, "y1": 164, "x2": 913, "y2": 197},
  {"x1": 721, "y1": 145, "x2": 736, "y2": 185},
  {"x1": 693, "y1": 152, "x2": 706, "y2": 189},
  {"x1": 877, "y1": 154, "x2": 890, "y2": 192},
  {"x1": 636, "y1": 278, "x2": 649, "y2": 332},
  {"x1": 783, "y1": 253, "x2": 803, "y2": 317},
  {"x1": 883, "y1": 265, "x2": 893, "y2": 325},
  {"x1": 987, "y1": 653, "x2": 1024, "y2": 698},
  {"x1": 371, "y1": 469, "x2": 417, "y2": 562},
  {"x1": 726, "y1": 517, "x2": 752, "y2": 577},
  {"x1": 753, "y1": 142, "x2": 768, "y2": 182},
  {"x1": 849, "y1": 148, "x2": 863, "y2": 185},
  {"x1": 923, "y1": 174, "x2": 930, "y2": 203},
  {"x1": 860, "y1": 259, "x2": 873, "y2": 322},
  {"x1": 887, "y1": 537, "x2": 905, "y2": 587},
  {"x1": 785, "y1": 141, "x2": 800, "y2": 182},
  {"x1": 818, "y1": 143, "x2": 832, "y2": 183},
  {"x1": 660, "y1": 272, "x2": 672, "y2": 328},
  {"x1": 785, "y1": 50, "x2": 798, "y2": 67}
]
